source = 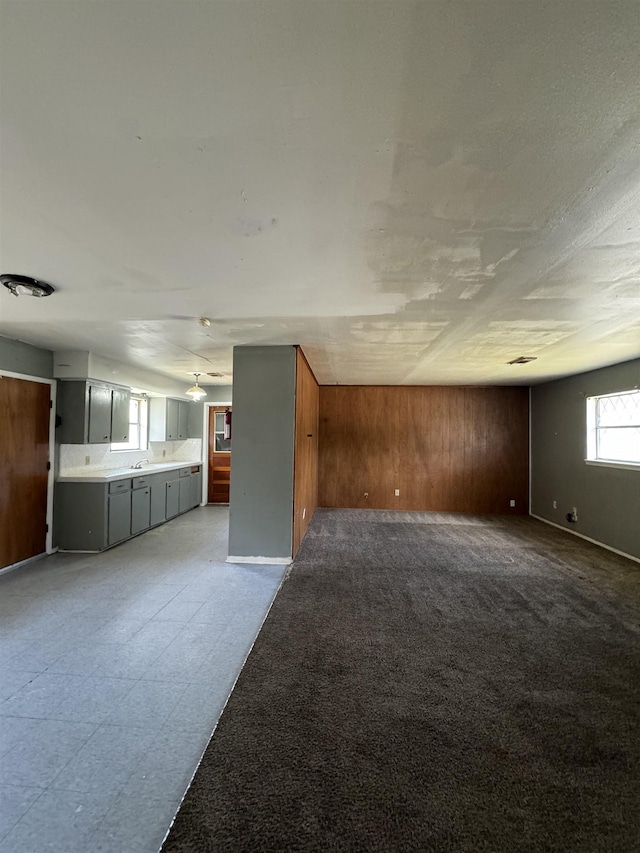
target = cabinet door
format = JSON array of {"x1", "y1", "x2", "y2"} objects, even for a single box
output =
[
  {"x1": 108, "y1": 491, "x2": 131, "y2": 545},
  {"x1": 190, "y1": 471, "x2": 202, "y2": 507},
  {"x1": 131, "y1": 488, "x2": 151, "y2": 535},
  {"x1": 88, "y1": 385, "x2": 112, "y2": 443},
  {"x1": 179, "y1": 477, "x2": 191, "y2": 513},
  {"x1": 111, "y1": 388, "x2": 130, "y2": 443},
  {"x1": 166, "y1": 480, "x2": 180, "y2": 517},
  {"x1": 150, "y1": 483, "x2": 167, "y2": 526},
  {"x1": 166, "y1": 399, "x2": 179, "y2": 440},
  {"x1": 177, "y1": 401, "x2": 189, "y2": 440}
]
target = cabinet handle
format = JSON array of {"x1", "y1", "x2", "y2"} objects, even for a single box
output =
[{"x1": 103, "y1": 435, "x2": 108, "y2": 440}]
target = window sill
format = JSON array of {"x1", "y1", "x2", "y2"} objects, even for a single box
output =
[{"x1": 585, "y1": 459, "x2": 640, "y2": 472}]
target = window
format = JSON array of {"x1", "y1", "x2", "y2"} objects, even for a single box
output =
[
  {"x1": 111, "y1": 398, "x2": 148, "y2": 451},
  {"x1": 586, "y1": 390, "x2": 640, "y2": 467},
  {"x1": 214, "y1": 410, "x2": 231, "y2": 452}
]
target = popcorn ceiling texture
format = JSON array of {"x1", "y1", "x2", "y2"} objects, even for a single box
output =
[
  {"x1": 2, "y1": 2, "x2": 640, "y2": 386},
  {"x1": 59, "y1": 439, "x2": 202, "y2": 475}
]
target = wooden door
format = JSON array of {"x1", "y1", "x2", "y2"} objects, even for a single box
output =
[
  {"x1": 0, "y1": 376, "x2": 50, "y2": 569},
  {"x1": 208, "y1": 406, "x2": 231, "y2": 503}
]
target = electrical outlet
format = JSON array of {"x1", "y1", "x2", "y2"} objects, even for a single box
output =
[
  {"x1": 509, "y1": 499, "x2": 516, "y2": 507},
  {"x1": 364, "y1": 492, "x2": 369, "y2": 499},
  {"x1": 163, "y1": 449, "x2": 166, "y2": 458},
  {"x1": 553, "y1": 500, "x2": 557, "y2": 509},
  {"x1": 395, "y1": 489, "x2": 400, "y2": 496},
  {"x1": 85, "y1": 455, "x2": 90, "y2": 466}
]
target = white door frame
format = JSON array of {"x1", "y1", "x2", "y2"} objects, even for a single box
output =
[
  {"x1": 201, "y1": 400, "x2": 232, "y2": 505},
  {"x1": 0, "y1": 369, "x2": 57, "y2": 560}
]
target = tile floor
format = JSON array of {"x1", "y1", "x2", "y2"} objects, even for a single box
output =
[{"x1": 0, "y1": 507, "x2": 286, "y2": 853}]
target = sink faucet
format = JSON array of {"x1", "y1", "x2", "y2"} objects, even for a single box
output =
[{"x1": 132, "y1": 459, "x2": 149, "y2": 469}]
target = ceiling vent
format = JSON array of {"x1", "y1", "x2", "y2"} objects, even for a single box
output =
[{"x1": 207, "y1": 372, "x2": 224, "y2": 378}]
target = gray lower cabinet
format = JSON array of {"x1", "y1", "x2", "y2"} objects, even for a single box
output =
[
  {"x1": 166, "y1": 479, "x2": 180, "y2": 518},
  {"x1": 108, "y1": 491, "x2": 131, "y2": 545},
  {"x1": 150, "y1": 483, "x2": 167, "y2": 526},
  {"x1": 55, "y1": 465, "x2": 202, "y2": 551},
  {"x1": 190, "y1": 470, "x2": 202, "y2": 507},
  {"x1": 179, "y1": 476, "x2": 191, "y2": 513},
  {"x1": 131, "y1": 487, "x2": 151, "y2": 535},
  {"x1": 55, "y1": 482, "x2": 109, "y2": 552}
]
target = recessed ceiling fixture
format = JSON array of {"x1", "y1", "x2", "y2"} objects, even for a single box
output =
[
  {"x1": 185, "y1": 372, "x2": 207, "y2": 401},
  {"x1": 507, "y1": 356, "x2": 538, "y2": 365},
  {"x1": 1, "y1": 273, "x2": 55, "y2": 298}
]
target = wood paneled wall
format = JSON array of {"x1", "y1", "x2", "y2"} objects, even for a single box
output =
[
  {"x1": 292, "y1": 349, "x2": 319, "y2": 556},
  {"x1": 319, "y1": 386, "x2": 529, "y2": 514}
]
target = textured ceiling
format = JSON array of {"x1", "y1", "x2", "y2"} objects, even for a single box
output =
[{"x1": 0, "y1": 0, "x2": 639, "y2": 386}]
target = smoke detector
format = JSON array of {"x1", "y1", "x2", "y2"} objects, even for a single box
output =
[{"x1": 1, "y1": 274, "x2": 55, "y2": 298}]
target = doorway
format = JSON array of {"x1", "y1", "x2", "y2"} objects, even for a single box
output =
[
  {"x1": 208, "y1": 406, "x2": 232, "y2": 503},
  {"x1": 0, "y1": 375, "x2": 52, "y2": 569}
]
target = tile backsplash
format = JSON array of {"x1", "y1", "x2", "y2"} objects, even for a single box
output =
[{"x1": 59, "y1": 439, "x2": 202, "y2": 475}]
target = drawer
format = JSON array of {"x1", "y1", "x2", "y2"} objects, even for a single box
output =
[
  {"x1": 109, "y1": 479, "x2": 132, "y2": 494},
  {"x1": 133, "y1": 476, "x2": 151, "y2": 490},
  {"x1": 190, "y1": 466, "x2": 201, "y2": 474},
  {"x1": 179, "y1": 467, "x2": 191, "y2": 478}
]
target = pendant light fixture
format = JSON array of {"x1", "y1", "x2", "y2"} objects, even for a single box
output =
[{"x1": 185, "y1": 372, "x2": 207, "y2": 401}]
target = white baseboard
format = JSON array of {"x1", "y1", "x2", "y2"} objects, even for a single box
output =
[
  {"x1": 530, "y1": 514, "x2": 640, "y2": 565},
  {"x1": 0, "y1": 551, "x2": 48, "y2": 576},
  {"x1": 226, "y1": 555, "x2": 292, "y2": 565}
]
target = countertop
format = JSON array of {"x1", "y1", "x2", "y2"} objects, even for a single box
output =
[{"x1": 57, "y1": 460, "x2": 202, "y2": 484}]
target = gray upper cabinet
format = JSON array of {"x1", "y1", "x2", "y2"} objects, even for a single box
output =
[
  {"x1": 111, "y1": 387, "x2": 130, "y2": 443},
  {"x1": 88, "y1": 384, "x2": 112, "y2": 443},
  {"x1": 166, "y1": 398, "x2": 179, "y2": 440},
  {"x1": 177, "y1": 402, "x2": 189, "y2": 440},
  {"x1": 58, "y1": 381, "x2": 130, "y2": 444},
  {"x1": 149, "y1": 397, "x2": 194, "y2": 441}
]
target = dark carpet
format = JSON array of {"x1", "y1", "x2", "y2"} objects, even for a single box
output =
[{"x1": 162, "y1": 510, "x2": 640, "y2": 852}]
